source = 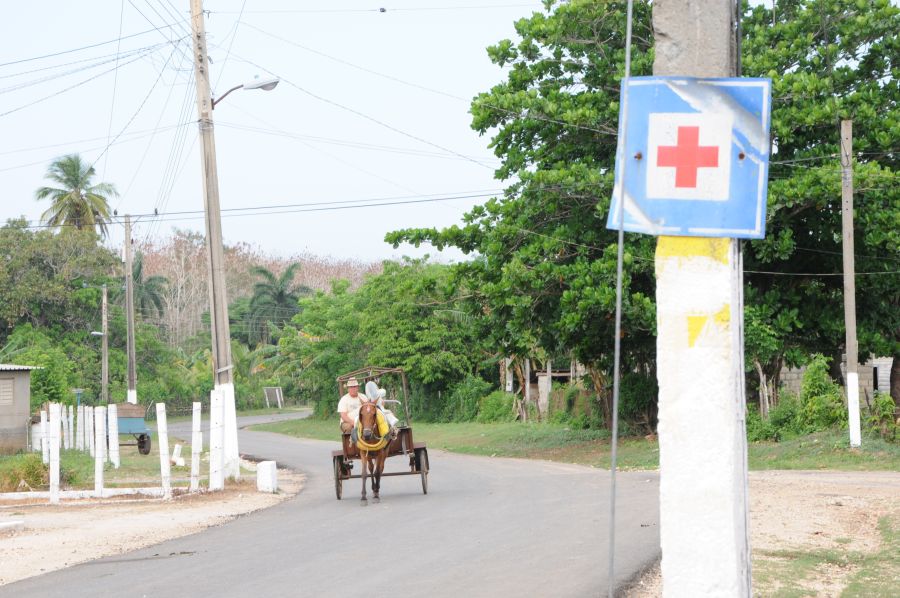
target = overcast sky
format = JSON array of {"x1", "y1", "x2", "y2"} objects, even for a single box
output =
[{"x1": 2, "y1": 1, "x2": 542, "y2": 262}]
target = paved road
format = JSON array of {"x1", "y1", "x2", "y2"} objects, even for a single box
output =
[{"x1": 3, "y1": 413, "x2": 660, "y2": 597}]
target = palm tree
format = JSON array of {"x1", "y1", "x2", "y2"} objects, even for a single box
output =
[
  {"x1": 247, "y1": 263, "x2": 312, "y2": 344},
  {"x1": 133, "y1": 252, "x2": 168, "y2": 319},
  {"x1": 35, "y1": 154, "x2": 117, "y2": 238}
]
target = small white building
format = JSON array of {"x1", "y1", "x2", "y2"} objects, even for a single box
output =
[{"x1": 0, "y1": 364, "x2": 38, "y2": 454}]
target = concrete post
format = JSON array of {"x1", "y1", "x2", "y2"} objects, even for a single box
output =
[
  {"x1": 220, "y1": 383, "x2": 240, "y2": 479},
  {"x1": 67, "y1": 405, "x2": 74, "y2": 450},
  {"x1": 40, "y1": 410, "x2": 49, "y2": 464},
  {"x1": 156, "y1": 403, "x2": 172, "y2": 499},
  {"x1": 86, "y1": 406, "x2": 95, "y2": 458},
  {"x1": 652, "y1": 2, "x2": 751, "y2": 595},
  {"x1": 190, "y1": 402, "x2": 202, "y2": 492},
  {"x1": 49, "y1": 403, "x2": 60, "y2": 504},
  {"x1": 61, "y1": 408, "x2": 69, "y2": 450},
  {"x1": 75, "y1": 405, "x2": 84, "y2": 451},
  {"x1": 124, "y1": 216, "x2": 138, "y2": 405},
  {"x1": 107, "y1": 403, "x2": 120, "y2": 468},
  {"x1": 94, "y1": 406, "x2": 106, "y2": 497},
  {"x1": 209, "y1": 390, "x2": 225, "y2": 491}
]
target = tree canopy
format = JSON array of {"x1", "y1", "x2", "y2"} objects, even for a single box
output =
[
  {"x1": 34, "y1": 154, "x2": 117, "y2": 238},
  {"x1": 388, "y1": 0, "x2": 899, "y2": 415}
]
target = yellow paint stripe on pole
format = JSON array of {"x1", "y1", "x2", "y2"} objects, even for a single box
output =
[{"x1": 656, "y1": 236, "x2": 730, "y2": 265}]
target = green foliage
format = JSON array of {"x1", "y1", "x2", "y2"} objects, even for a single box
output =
[
  {"x1": 476, "y1": 391, "x2": 518, "y2": 423},
  {"x1": 0, "y1": 452, "x2": 46, "y2": 491},
  {"x1": 246, "y1": 263, "x2": 310, "y2": 345},
  {"x1": 769, "y1": 392, "x2": 805, "y2": 439},
  {"x1": 867, "y1": 391, "x2": 898, "y2": 442},
  {"x1": 443, "y1": 375, "x2": 493, "y2": 422},
  {"x1": 618, "y1": 372, "x2": 658, "y2": 431},
  {"x1": 799, "y1": 355, "x2": 848, "y2": 430},
  {"x1": 34, "y1": 154, "x2": 117, "y2": 238},
  {"x1": 746, "y1": 406, "x2": 778, "y2": 442}
]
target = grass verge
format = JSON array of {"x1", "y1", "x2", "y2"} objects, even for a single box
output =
[
  {"x1": 251, "y1": 419, "x2": 900, "y2": 472},
  {"x1": 753, "y1": 514, "x2": 900, "y2": 597}
]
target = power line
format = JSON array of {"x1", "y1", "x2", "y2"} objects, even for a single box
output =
[
  {"x1": 213, "y1": 0, "x2": 249, "y2": 92},
  {"x1": 0, "y1": 25, "x2": 181, "y2": 68},
  {"x1": 0, "y1": 49, "x2": 159, "y2": 119},
  {"x1": 230, "y1": 52, "x2": 496, "y2": 170}
]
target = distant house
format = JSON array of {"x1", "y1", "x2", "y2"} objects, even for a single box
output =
[{"x1": 0, "y1": 364, "x2": 39, "y2": 454}]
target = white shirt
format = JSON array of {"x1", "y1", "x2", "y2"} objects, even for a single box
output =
[{"x1": 336, "y1": 392, "x2": 369, "y2": 421}]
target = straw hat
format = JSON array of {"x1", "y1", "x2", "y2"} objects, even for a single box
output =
[{"x1": 346, "y1": 377, "x2": 360, "y2": 387}]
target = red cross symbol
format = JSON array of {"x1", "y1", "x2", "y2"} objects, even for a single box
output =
[{"x1": 656, "y1": 126, "x2": 719, "y2": 188}]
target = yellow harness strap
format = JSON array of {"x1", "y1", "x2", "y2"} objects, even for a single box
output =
[{"x1": 356, "y1": 410, "x2": 390, "y2": 451}]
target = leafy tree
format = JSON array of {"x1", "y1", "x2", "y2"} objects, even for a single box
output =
[
  {"x1": 34, "y1": 154, "x2": 117, "y2": 238},
  {"x1": 741, "y1": 0, "x2": 899, "y2": 406},
  {"x1": 247, "y1": 263, "x2": 311, "y2": 345},
  {"x1": 0, "y1": 219, "x2": 118, "y2": 338},
  {"x1": 388, "y1": 0, "x2": 900, "y2": 424},
  {"x1": 132, "y1": 252, "x2": 168, "y2": 319}
]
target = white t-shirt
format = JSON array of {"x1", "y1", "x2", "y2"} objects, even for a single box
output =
[{"x1": 336, "y1": 392, "x2": 369, "y2": 421}]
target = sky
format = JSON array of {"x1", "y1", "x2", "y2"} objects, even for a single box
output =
[{"x1": 1, "y1": 1, "x2": 544, "y2": 262}]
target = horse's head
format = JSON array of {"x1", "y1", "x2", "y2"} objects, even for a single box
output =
[{"x1": 358, "y1": 401, "x2": 378, "y2": 442}]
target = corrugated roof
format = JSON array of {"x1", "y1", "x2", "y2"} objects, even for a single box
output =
[{"x1": 0, "y1": 364, "x2": 42, "y2": 371}]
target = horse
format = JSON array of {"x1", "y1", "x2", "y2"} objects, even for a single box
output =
[{"x1": 356, "y1": 401, "x2": 391, "y2": 505}]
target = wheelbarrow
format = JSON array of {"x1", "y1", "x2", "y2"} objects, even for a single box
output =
[{"x1": 113, "y1": 402, "x2": 152, "y2": 455}]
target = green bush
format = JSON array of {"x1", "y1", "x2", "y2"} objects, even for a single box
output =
[
  {"x1": 618, "y1": 372, "x2": 658, "y2": 432},
  {"x1": 799, "y1": 355, "x2": 847, "y2": 431},
  {"x1": 0, "y1": 453, "x2": 46, "y2": 491},
  {"x1": 443, "y1": 375, "x2": 493, "y2": 422},
  {"x1": 746, "y1": 405, "x2": 778, "y2": 441},
  {"x1": 867, "y1": 391, "x2": 898, "y2": 442},
  {"x1": 769, "y1": 392, "x2": 804, "y2": 439},
  {"x1": 476, "y1": 391, "x2": 517, "y2": 423}
]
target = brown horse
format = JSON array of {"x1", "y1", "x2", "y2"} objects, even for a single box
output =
[{"x1": 357, "y1": 402, "x2": 389, "y2": 505}]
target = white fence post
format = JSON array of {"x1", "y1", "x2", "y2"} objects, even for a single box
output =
[
  {"x1": 61, "y1": 408, "x2": 69, "y2": 450},
  {"x1": 156, "y1": 403, "x2": 171, "y2": 499},
  {"x1": 190, "y1": 402, "x2": 202, "y2": 492},
  {"x1": 75, "y1": 405, "x2": 83, "y2": 451},
  {"x1": 209, "y1": 390, "x2": 225, "y2": 491},
  {"x1": 49, "y1": 403, "x2": 60, "y2": 504},
  {"x1": 67, "y1": 405, "x2": 74, "y2": 450},
  {"x1": 94, "y1": 406, "x2": 106, "y2": 497},
  {"x1": 40, "y1": 409, "x2": 49, "y2": 465},
  {"x1": 86, "y1": 406, "x2": 95, "y2": 458},
  {"x1": 220, "y1": 383, "x2": 240, "y2": 480},
  {"x1": 107, "y1": 404, "x2": 120, "y2": 469}
]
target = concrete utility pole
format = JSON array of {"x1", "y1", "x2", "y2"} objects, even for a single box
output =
[
  {"x1": 840, "y1": 120, "x2": 862, "y2": 448},
  {"x1": 652, "y1": 1, "x2": 751, "y2": 595},
  {"x1": 101, "y1": 284, "x2": 109, "y2": 404},
  {"x1": 190, "y1": 0, "x2": 239, "y2": 478},
  {"x1": 124, "y1": 216, "x2": 138, "y2": 404}
]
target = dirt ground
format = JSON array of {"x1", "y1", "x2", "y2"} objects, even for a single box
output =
[
  {"x1": 624, "y1": 470, "x2": 900, "y2": 596},
  {"x1": 0, "y1": 464, "x2": 304, "y2": 586}
]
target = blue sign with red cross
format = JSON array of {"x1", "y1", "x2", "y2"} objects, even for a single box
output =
[{"x1": 606, "y1": 76, "x2": 772, "y2": 238}]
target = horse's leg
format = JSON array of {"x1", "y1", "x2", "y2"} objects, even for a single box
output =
[
  {"x1": 373, "y1": 450, "x2": 385, "y2": 502},
  {"x1": 360, "y1": 452, "x2": 368, "y2": 505}
]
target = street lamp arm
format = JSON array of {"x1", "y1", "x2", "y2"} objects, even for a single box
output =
[{"x1": 211, "y1": 84, "x2": 243, "y2": 109}]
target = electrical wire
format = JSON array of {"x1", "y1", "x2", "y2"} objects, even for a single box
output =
[
  {"x1": 0, "y1": 25, "x2": 181, "y2": 68},
  {"x1": 210, "y1": 4, "x2": 541, "y2": 14},
  {"x1": 103, "y1": 0, "x2": 128, "y2": 180},
  {"x1": 229, "y1": 52, "x2": 497, "y2": 170},
  {"x1": 0, "y1": 50, "x2": 158, "y2": 119}
]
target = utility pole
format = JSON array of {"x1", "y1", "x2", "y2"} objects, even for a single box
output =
[
  {"x1": 840, "y1": 120, "x2": 862, "y2": 447},
  {"x1": 124, "y1": 215, "x2": 138, "y2": 405},
  {"x1": 101, "y1": 284, "x2": 109, "y2": 404},
  {"x1": 652, "y1": 0, "x2": 751, "y2": 595},
  {"x1": 190, "y1": 0, "x2": 239, "y2": 478}
]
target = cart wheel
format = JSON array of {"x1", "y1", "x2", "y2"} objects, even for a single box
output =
[
  {"x1": 333, "y1": 456, "x2": 344, "y2": 500},
  {"x1": 137, "y1": 434, "x2": 151, "y2": 455},
  {"x1": 415, "y1": 448, "x2": 429, "y2": 495}
]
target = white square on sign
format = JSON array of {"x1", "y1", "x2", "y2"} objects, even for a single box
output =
[{"x1": 646, "y1": 112, "x2": 733, "y2": 201}]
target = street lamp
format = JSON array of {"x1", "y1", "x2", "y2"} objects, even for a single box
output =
[
  {"x1": 212, "y1": 76, "x2": 280, "y2": 108},
  {"x1": 190, "y1": 0, "x2": 279, "y2": 479}
]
